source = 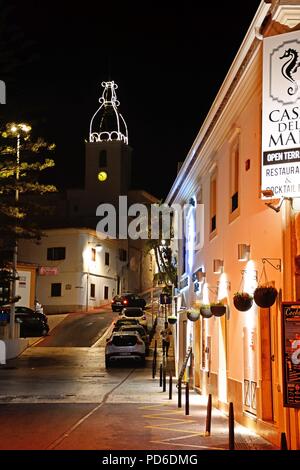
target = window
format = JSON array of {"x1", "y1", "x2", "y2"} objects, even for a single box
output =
[
  {"x1": 105, "y1": 252, "x2": 110, "y2": 266},
  {"x1": 210, "y1": 171, "x2": 217, "y2": 233},
  {"x1": 51, "y1": 283, "x2": 61, "y2": 297},
  {"x1": 99, "y1": 150, "x2": 107, "y2": 167},
  {"x1": 47, "y1": 247, "x2": 66, "y2": 260},
  {"x1": 119, "y1": 249, "x2": 127, "y2": 262},
  {"x1": 104, "y1": 285, "x2": 109, "y2": 299},
  {"x1": 230, "y1": 139, "x2": 239, "y2": 214},
  {"x1": 91, "y1": 248, "x2": 96, "y2": 262},
  {"x1": 90, "y1": 283, "x2": 95, "y2": 298}
]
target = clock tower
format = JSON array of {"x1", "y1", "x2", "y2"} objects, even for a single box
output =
[{"x1": 68, "y1": 81, "x2": 132, "y2": 217}]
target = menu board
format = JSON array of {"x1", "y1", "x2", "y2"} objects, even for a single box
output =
[{"x1": 282, "y1": 302, "x2": 300, "y2": 407}]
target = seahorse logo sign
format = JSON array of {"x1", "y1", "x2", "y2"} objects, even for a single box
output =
[
  {"x1": 0, "y1": 80, "x2": 5, "y2": 104},
  {"x1": 280, "y1": 48, "x2": 300, "y2": 96},
  {"x1": 269, "y1": 39, "x2": 300, "y2": 105}
]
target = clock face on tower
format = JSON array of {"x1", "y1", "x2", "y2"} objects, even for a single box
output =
[{"x1": 98, "y1": 171, "x2": 108, "y2": 182}]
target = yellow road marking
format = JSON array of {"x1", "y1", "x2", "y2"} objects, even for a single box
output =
[
  {"x1": 150, "y1": 440, "x2": 223, "y2": 450},
  {"x1": 142, "y1": 413, "x2": 196, "y2": 424},
  {"x1": 144, "y1": 425, "x2": 202, "y2": 435}
]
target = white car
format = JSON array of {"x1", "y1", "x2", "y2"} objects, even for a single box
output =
[
  {"x1": 120, "y1": 307, "x2": 148, "y2": 331},
  {"x1": 105, "y1": 331, "x2": 146, "y2": 367}
]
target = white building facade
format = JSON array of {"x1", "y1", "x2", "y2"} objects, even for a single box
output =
[
  {"x1": 18, "y1": 228, "x2": 129, "y2": 313},
  {"x1": 166, "y1": 1, "x2": 300, "y2": 449}
]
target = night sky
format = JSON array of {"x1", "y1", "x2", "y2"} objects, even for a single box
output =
[{"x1": 1, "y1": 0, "x2": 261, "y2": 199}]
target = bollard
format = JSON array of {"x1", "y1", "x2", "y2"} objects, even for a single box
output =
[
  {"x1": 152, "y1": 356, "x2": 156, "y2": 379},
  {"x1": 169, "y1": 374, "x2": 172, "y2": 400},
  {"x1": 205, "y1": 393, "x2": 212, "y2": 436},
  {"x1": 229, "y1": 402, "x2": 235, "y2": 450},
  {"x1": 159, "y1": 363, "x2": 163, "y2": 387},
  {"x1": 280, "y1": 432, "x2": 288, "y2": 450},
  {"x1": 178, "y1": 379, "x2": 182, "y2": 408},
  {"x1": 154, "y1": 340, "x2": 157, "y2": 360},
  {"x1": 185, "y1": 382, "x2": 189, "y2": 415},
  {"x1": 163, "y1": 367, "x2": 167, "y2": 392}
]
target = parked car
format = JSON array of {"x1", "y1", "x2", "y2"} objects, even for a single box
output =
[
  {"x1": 112, "y1": 318, "x2": 140, "y2": 332},
  {"x1": 120, "y1": 307, "x2": 148, "y2": 331},
  {"x1": 15, "y1": 306, "x2": 48, "y2": 324},
  {"x1": 0, "y1": 305, "x2": 49, "y2": 338},
  {"x1": 119, "y1": 324, "x2": 150, "y2": 354},
  {"x1": 111, "y1": 293, "x2": 146, "y2": 312},
  {"x1": 105, "y1": 331, "x2": 146, "y2": 367}
]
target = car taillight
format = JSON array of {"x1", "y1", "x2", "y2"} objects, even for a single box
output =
[
  {"x1": 123, "y1": 299, "x2": 128, "y2": 304},
  {"x1": 112, "y1": 300, "x2": 115, "y2": 303},
  {"x1": 142, "y1": 316, "x2": 146, "y2": 320},
  {"x1": 137, "y1": 339, "x2": 144, "y2": 345}
]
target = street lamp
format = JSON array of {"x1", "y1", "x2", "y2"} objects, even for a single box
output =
[{"x1": 8, "y1": 123, "x2": 31, "y2": 339}]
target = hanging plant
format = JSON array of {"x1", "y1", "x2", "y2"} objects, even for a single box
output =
[
  {"x1": 200, "y1": 305, "x2": 213, "y2": 319},
  {"x1": 210, "y1": 302, "x2": 226, "y2": 317},
  {"x1": 168, "y1": 316, "x2": 177, "y2": 325},
  {"x1": 253, "y1": 286, "x2": 278, "y2": 308},
  {"x1": 233, "y1": 292, "x2": 253, "y2": 312},
  {"x1": 187, "y1": 308, "x2": 200, "y2": 322}
]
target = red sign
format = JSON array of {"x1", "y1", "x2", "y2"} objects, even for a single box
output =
[{"x1": 39, "y1": 266, "x2": 59, "y2": 276}]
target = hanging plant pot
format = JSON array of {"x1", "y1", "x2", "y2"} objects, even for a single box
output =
[
  {"x1": 187, "y1": 309, "x2": 200, "y2": 322},
  {"x1": 253, "y1": 286, "x2": 278, "y2": 308},
  {"x1": 168, "y1": 316, "x2": 177, "y2": 325},
  {"x1": 210, "y1": 303, "x2": 226, "y2": 317},
  {"x1": 233, "y1": 292, "x2": 253, "y2": 312},
  {"x1": 200, "y1": 305, "x2": 213, "y2": 319}
]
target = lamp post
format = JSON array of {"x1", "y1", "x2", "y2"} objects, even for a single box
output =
[{"x1": 8, "y1": 123, "x2": 31, "y2": 339}]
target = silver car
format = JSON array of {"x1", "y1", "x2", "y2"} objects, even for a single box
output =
[
  {"x1": 105, "y1": 331, "x2": 146, "y2": 367},
  {"x1": 120, "y1": 307, "x2": 148, "y2": 331}
]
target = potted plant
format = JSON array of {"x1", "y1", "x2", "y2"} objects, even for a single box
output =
[
  {"x1": 233, "y1": 292, "x2": 253, "y2": 312},
  {"x1": 168, "y1": 316, "x2": 177, "y2": 325},
  {"x1": 253, "y1": 286, "x2": 278, "y2": 308},
  {"x1": 200, "y1": 304, "x2": 213, "y2": 318},
  {"x1": 210, "y1": 302, "x2": 226, "y2": 317},
  {"x1": 187, "y1": 308, "x2": 200, "y2": 322}
]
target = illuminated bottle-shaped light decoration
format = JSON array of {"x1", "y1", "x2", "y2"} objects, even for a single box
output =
[{"x1": 89, "y1": 81, "x2": 128, "y2": 145}]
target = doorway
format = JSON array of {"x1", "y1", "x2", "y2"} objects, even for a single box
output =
[{"x1": 259, "y1": 307, "x2": 276, "y2": 422}]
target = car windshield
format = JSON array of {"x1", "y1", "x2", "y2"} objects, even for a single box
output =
[
  {"x1": 122, "y1": 327, "x2": 145, "y2": 335},
  {"x1": 123, "y1": 310, "x2": 143, "y2": 317},
  {"x1": 112, "y1": 335, "x2": 137, "y2": 346}
]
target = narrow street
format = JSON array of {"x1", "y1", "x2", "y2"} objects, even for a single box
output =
[{"x1": 0, "y1": 308, "x2": 277, "y2": 451}]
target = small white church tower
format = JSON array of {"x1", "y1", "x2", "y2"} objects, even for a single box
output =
[{"x1": 68, "y1": 81, "x2": 132, "y2": 217}]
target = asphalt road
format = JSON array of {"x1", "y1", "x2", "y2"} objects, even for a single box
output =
[
  {"x1": 0, "y1": 309, "x2": 276, "y2": 451},
  {"x1": 37, "y1": 310, "x2": 115, "y2": 347}
]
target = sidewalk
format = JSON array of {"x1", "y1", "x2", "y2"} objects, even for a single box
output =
[{"x1": 146, "y1": 315, "x2": 277, "y2": 450}]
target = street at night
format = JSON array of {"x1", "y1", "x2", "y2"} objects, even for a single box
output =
[
  {"x1": 0, "y1": 309, "x2": 276, "y2": 451},
  {"x1": 1, "y1": 0, "x2": 300, "y2": 460}
]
